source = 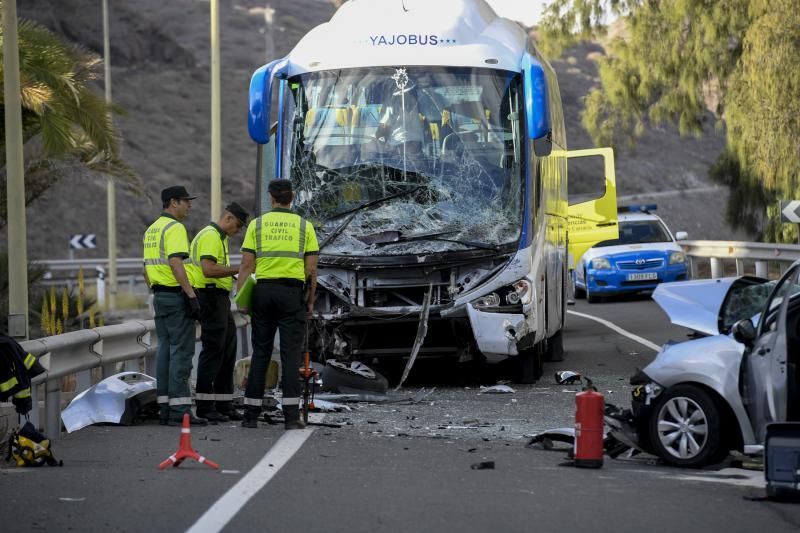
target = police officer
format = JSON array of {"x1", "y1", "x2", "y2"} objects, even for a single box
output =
[
  {"x1": 143, "y1": 186, "x2": 206, "y2": 426},
  {"x1": 187, "y1": 202, "x2": 249, "y2": 423},
  {"x1": 237, "y1": 179, "x2": 319, "y2": 430}
]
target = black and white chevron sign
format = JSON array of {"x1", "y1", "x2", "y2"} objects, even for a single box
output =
[
  {"x1": 780, "y1": 201, "x2": 800, "y2": 224},
  {"x1": 69, "y1": 234, "x2": 97, "y2": 250}
]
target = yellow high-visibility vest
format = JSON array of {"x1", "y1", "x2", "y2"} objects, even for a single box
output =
[
  {"x1": 187, "y1": 223, "x2": 232, "y2": 290},
  {"x1": 143, "y1": 214, "x2": 190, "y2": 287},
  {"x1": 241, "y1": 208, "x2": 319, "y2": 282}
]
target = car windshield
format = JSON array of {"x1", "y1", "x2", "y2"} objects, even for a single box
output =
[
  {"x1": 280, "y1": 66, "x2": 524, "y2": 256},
  {"x1": 721, "y1": 280, "x2": 777, "y2": 332},
  {"x1": 593, "y1": 220, "x2": 671, "y2": 247}
]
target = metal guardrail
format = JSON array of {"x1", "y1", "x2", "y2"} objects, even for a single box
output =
[
  {"x1": 19, "y1": 311, "x2": 251, "y2": 440},
  {"x1": 680, "y1": 240, "x2": 800, "y2": 279}
]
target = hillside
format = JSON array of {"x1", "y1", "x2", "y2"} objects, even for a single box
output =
[{"x1": 17, "y1": 0, "x2": 748, "y2": 260}]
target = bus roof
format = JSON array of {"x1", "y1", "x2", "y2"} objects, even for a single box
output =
[{"x1": 284, "y1": 0, "x2": 532, "y2": 76}]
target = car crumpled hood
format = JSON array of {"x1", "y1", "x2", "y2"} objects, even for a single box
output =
[{"x1": 652, "y1": 277, "x2": 741, "y2": 336}]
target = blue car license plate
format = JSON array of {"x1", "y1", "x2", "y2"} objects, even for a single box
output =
[{"x1": 627, "y1": 272, "x2": 658, "y2": 281}]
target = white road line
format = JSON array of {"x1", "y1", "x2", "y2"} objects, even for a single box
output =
[
  {"x1": 567, "y1": 310, "x2": 662, "y2": 352},
  {"x1": 672, "y1": 468, "x2": 765, "y2": 489},
  {"x1": 186, "y1": 413, "x2": 323, "y2": 533}
]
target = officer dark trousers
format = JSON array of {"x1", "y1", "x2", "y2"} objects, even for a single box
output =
[
  {"x1": 244, "y1": 281, "x2": 304, "y2": 422},
  {"x1": 153, "y1": 291, "x2": 195, "y2": 419},
  {"x1": 195, "y1": 289, "x2": 237, "y2": 416}
]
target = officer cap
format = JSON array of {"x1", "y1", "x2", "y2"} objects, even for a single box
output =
[
  {"x1": 161, "y1": 185, "x2": 197, "y2": 203},
  {"x1": 225, "y1": 202, "x2": 249, "y2": 225},
  {"x1": 267, "y1": 179, "x2": 293, "y2": 195}
]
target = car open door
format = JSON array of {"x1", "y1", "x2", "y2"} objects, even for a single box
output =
[
  {"x1": 566, "y1": 147, "x2": 618, "y2": 269},
  {"x1": 744, "y1": 265, "x2": 799, "y2": 442}
]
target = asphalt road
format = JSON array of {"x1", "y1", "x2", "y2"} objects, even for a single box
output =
[{"x1": 3, "y1": 296, "x2": 800, "y2": 533}]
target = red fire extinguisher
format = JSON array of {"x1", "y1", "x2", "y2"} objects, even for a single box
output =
[{"x1": 574, "y1": 386, "x2": 604, "y2": 468}]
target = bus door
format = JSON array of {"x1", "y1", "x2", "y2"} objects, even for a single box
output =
[{"x1": 566, "y1": 147, "x2": 618, "y2": 269}]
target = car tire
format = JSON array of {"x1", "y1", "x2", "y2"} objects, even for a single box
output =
[
  {"x1": 584, "y1": 269, "x2": 601, "y2": 303},
  {"x1": 648, "y1": 384, "x2": 724, "y2": 467},
  {"x1": 321, "y1": 360, "x2": 389, "y2": 394},
  {"x1": 573, "y1": 271, "x2": 586, "y2": 299}
]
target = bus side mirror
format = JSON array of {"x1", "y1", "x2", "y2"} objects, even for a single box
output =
[
  {"x1": 248, "y1": 58, "x2": 288, "y2": 144},
  {"x1": 522, "y1": 53, "x2": 551, "y2": 155},
  {"x1": 732, "y1": 319, "x2": 757, "y2": 346}
]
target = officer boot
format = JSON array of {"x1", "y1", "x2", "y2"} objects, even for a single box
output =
[
  {"x1": 216, "y1": 401, "x2": 243, "y2": 421},
  {"x1": 196, "y1": 400, "x2": 227, "y2": 424},
  {"x1": 242, "y1": 408, "x2": 260, "y2": 429},
  {"x1": 283, "y1": 405, "x2": 306, "y2": 430}
]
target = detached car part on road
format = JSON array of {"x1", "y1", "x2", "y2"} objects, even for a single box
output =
[{"x1": 628, "y1": 267, "x2": 799, "y2": 467}]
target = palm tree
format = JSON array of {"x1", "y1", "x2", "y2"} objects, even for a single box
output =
[{"x1": 0, "y1": 9, "x2": 142, "y2": 227}]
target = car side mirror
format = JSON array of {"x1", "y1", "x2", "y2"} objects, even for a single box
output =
[
  {"x1": 732, "y1": 319, "x2": 757, "y2": 345},
  {"x1": 675, "y1": 231, "x2": 688, "y2": 241}
]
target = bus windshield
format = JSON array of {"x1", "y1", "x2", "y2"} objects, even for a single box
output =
[{"x1": 281, "y1": 66, "x2": 524, "y2": 256}]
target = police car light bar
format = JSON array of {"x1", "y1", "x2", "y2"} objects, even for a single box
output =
[{"x1": 618, "y1": 204, "x2": 657, "y2": 213}]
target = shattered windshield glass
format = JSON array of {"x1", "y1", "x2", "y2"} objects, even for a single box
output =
[{"x1": 281, "y1": 66, "x2": 524, "y2": 256}]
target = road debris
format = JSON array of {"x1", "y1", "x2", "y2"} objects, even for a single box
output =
[
  {"x1": 479, "y1": 385, "x2": 515, "y2": 394},
  {"x1": 395, "y1": 284, "x2": 433, "y2": 390},
  {"x1": 554, "y1": 371, "x2": 581, "y2": 385},
  {"x1": 59, "y1": 498, "x2": 86, "y2": 502},
  {"x1": 310, "y1": 399, "x2": 351, "y2": 412},
  {"x1": 61, "y1": 372, "x2": 157, "y2": 433},
  {"x1": 470, "y1": 461, "x2": 495, "y2": 470}
]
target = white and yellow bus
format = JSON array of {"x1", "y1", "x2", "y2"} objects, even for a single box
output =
[{"x1": 247, "y1": 0, "x2": 617, "y2": 382}]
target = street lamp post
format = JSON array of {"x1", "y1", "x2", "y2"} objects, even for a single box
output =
[
  {"x1": 102, "y1": 0, "x2": 117, "y2": 310},
  {"x1": 210, "y1": 0, "x2": 221, "y2": 221},
  {"x1": 3, "y1": 0, "x2": 29, "y2": 339}
]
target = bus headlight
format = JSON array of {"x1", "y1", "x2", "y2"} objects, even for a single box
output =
[
  {"x1": 591, "y1": 257, "x2": 612, "y2": 270},
  {"x1": 669, "y1": 251, "x2": 686, "y2": 265},
  {"x1": 471, "y1": 279, "x2": 532, "y2": 312},
  {"x1": 507, "y1": 279, "x2": 531, "y2": 305},
  {"x1": 473, "y1": 293, "x2": 501, "y2": 309}
]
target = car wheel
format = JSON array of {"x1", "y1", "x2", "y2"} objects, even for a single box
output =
[
  {"x1": 321, "y1": 360, "x2": 389, "y2": 394},
  {"x1": 573, "y1": 272, "x2": 586, "y2": 299},
  {"x1": 648, "y1": 384, "x2": 723, "y2": 467},
  {"x1": 586, "y1": 271, "x2": 600, "y2": 303}
]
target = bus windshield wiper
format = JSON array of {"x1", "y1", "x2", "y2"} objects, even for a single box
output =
[
  {"x1": 365, "y1": 230, "x2": 500, "y2": 251},
  {"x1": 318, "y1": 185, "x2": 423, "y2": 250}
]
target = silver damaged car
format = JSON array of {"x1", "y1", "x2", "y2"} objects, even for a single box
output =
[{"x1": 629, "y1": 263, "x2": 799, "y2": 467}]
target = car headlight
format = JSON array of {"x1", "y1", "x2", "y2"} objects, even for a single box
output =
[
  {"x1": 669, "y1": 251, "x2": 686, "y2": 265},
  {"x1": 591, "y1": 257, "x2": 612, "y2": 270}
]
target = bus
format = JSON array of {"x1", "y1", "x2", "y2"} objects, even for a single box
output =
[{"x1": 246, "y1": 0, "x2": 617, "y2": 382}]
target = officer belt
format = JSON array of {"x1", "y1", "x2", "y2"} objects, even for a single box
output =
[
  {"x1": 256, "y1": 278, "x2": 304, "y2": 288},
  {"x1": 197, "y1": 285, "x2": 230, "y2": 294},
  {"x1": 151, "y1": 285, "x2": 182, "y2": 293}
]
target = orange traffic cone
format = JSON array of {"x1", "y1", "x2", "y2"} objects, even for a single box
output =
[{"x1": 158, "y1": 413, "x2": 220, "y2": 470}]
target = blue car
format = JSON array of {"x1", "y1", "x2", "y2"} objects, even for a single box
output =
[{"x1": 574, "y1": 207, "x2": 689, "y2": 302}]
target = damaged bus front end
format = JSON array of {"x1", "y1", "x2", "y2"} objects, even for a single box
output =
[{"x1": 246, "y1": 0, "x2": 617, "y2": 382}]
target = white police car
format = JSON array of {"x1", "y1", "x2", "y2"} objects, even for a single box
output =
[{"x1": 574, "y1": 205, "x2": 689, "y2": 302}]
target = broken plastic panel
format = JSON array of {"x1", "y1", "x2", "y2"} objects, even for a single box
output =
[
  {"x1": 60, "y1": 372, "x2": 157, "y2": 433},
  {"x1": 281, "y1": 66, "x2": 525, "y2": 255}
]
